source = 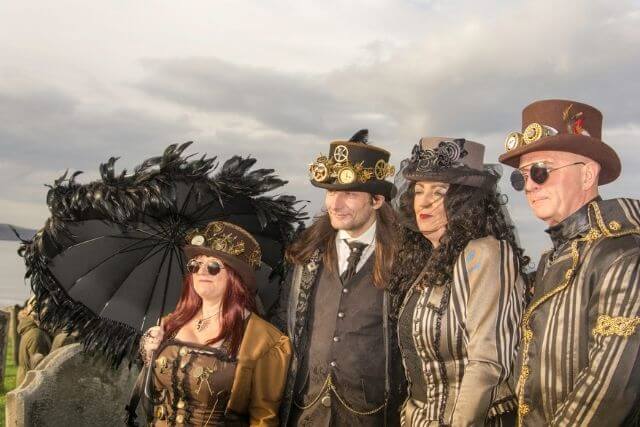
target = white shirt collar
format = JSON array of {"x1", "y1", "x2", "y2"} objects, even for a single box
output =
[
  {"x1": 336, "y1": 220, "x2": 377, "y2": 246},
  {"x1": 335, "y1": 220, "x2": 377, "y2": 275}
]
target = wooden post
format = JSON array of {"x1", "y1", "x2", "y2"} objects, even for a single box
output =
[
  {"x1": 11, "y1": 304, "x2": 20, "y2": 365},
  {"x1": 0, "y1": 310, "x2": 9, "y2": 390}
]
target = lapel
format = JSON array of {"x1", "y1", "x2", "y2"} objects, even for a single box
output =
[{"x1": 291, "y1": 249, "x2": 322, "y2": 350}]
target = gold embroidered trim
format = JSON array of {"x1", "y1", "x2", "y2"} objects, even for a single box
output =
[
  {"x1": 593, "y1": 315, "x2": 640, "y2": 337},
  {"x1": 516, "y1": 201, "x2": 640, "y2": 426},
  {"x1": 609, "y1": 221, "x2": 621, "y2": 231}
]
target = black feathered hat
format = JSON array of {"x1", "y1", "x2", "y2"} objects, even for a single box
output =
[{"x1": 309, "y1": 129, "x2": 397, "y2": 200}]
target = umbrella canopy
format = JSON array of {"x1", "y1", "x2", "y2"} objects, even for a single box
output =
[{"x1": 20, "y1": 142, "x2": 306, "y2": 366}]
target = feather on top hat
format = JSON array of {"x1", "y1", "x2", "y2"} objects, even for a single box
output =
[
  {"x1": 309, "y1": 129, "x2": 397, "y2": 200},
  {"x1": 499, "y1": 99, "x2": 621, "y2": 184}
]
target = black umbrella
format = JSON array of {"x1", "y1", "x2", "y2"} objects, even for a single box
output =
[{"x1": 20, "y1": 143, "x2": 305, "y2": 366}]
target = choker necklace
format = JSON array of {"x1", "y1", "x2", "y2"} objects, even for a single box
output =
[{"x1": 196, "y1": 311, "x2": 220, "y2": 331}]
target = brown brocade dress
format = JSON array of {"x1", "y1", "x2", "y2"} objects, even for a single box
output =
[{"x1": 151, "y1": 337, "x2": 248, "y2": 426}]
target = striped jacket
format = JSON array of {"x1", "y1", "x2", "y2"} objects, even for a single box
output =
[
  {"x1": 397, "y1": 236, "x2": 526, "y2": 426},
  {"x1": 516, "y1": 198, "x2": 640, "y2": 426}
]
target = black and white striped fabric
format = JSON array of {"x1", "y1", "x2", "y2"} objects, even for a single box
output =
[
  {"x1": 517, "y1": 198, "x2": 640, "y2": 426},
  {"x1": 398, "y1": 236, "x2": 526, "y2": 426}
]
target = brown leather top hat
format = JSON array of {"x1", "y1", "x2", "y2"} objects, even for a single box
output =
[
  {"x1": 183, "y1": 221, "x2": 262, "y2": 291},
  {"x1": 499, "y1": 99, "x2": 621, "y2": 185},
  {"x1": 403, "y1": 137, "x2": 499, "y2": 188},
  {"x1": 309, "y1": 129, "x2": 397, "y2": 200}
]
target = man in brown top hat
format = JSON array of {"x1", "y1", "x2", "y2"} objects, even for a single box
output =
[
  {"x1": 271, "y1": 129, "x2": 405, "y2": 426},
  {"x1": 499, "y1": 99, "x2": 640, "y2": 426}
]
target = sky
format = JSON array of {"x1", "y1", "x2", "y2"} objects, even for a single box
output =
[{"x1": 1, "y1": 0, "x2": 639, "y2": 267}]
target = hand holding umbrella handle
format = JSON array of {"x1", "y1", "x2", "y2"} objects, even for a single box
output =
[{"x1": 141, "y1": 325, "x2": 164, "y2": 399}]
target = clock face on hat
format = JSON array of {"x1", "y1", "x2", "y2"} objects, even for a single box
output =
[
  {"x1": 191, "y1": 235, "x2": 205, "y2": 245},
  {"x1": 337, "y1": 167, "x2": 356, "y2": 184}
]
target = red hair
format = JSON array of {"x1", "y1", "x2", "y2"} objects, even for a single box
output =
[{"x1": 162, "y1": 264, "x2": 256, "y2": 356}]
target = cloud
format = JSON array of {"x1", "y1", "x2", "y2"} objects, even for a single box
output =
[
  {"x1": 0, "y1": 87, "x2": 197, "y2": 169},
  {"x1": 1, "y1": 0, "x2": 639, "y2": 262},
  {"x1": 136, "y1": 57, "x2": 371, "y2": 137}
]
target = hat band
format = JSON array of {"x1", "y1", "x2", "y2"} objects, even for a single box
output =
[
  {"x1": 186, "y1": 221, "x2": 262, "y2": 269},
  {"x1": 309, "y1": 144, "x2": 394, "y2": 185},
  {"x1": 409, "y1": 139, "x2": 469, "y2": 172}
]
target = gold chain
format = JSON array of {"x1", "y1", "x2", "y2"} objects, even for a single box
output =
[
  {"x1": 516, "y1": 201, "x2": 640, "y2": 426},
  {"x1": 293, "y1": 376, "x2": 331, "y2": 410},
  {"x1": 294, "y1": 374, "x2": 387, "y2": 415}
]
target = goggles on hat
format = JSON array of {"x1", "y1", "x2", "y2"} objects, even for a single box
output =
[{"x1": 510, "y1": 162, "x2": 585, "y2": 191}]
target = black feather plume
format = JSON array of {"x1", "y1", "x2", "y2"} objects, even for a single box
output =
[{"x1": 348, "y1": 129, "x2": 369, "y2": 144}]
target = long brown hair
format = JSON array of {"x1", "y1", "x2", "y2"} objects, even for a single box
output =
[
  {"x1": 163, "y1": 265, "x2": 256, "y2": 356},
  {"x1": 286, "y1": 201, "x2": 398, "y2": 289}
]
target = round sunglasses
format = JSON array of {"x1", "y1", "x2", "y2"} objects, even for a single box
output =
[
  {"x1": 186, "y1": 259, "x2": 225, "y2": 276},
  {"x1": 510, "y1": 162, "x2": 585, "y2": 191}
]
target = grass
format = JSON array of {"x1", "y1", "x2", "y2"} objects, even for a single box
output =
[{"x1": 1, "y1": 333, "x2": 17, "y2": 427}]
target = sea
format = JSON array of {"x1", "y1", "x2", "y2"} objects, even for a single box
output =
[{"x1": 0, "y1": 240, "x2": 31, "y2": 307}]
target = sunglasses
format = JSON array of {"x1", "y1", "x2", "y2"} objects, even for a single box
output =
[
  {"x1": 186, "y1": 259, "x2": 225, "y2": 276},
  {"x1": 510, "y1": 162, "x2": 585, "y2": 191}
]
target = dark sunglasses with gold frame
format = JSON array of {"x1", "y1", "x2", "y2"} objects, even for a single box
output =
[
  {"x1": 510, "y1": 161, "x2": 585, "y2": 191},
  {"x1": 186, "y1": 259, "x2": 226, "y2": 276}
]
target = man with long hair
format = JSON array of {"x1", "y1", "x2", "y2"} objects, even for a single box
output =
[
  {"x1": 272, "y1": 130, "x2": 404, "y2": 426},
  {"x1": 499, "y1": 99, "x2": 640, "y2": 426}
]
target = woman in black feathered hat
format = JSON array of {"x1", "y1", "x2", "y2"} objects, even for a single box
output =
[{"x1": 389, "y1": 137, "x2": 530, "y2": 426}]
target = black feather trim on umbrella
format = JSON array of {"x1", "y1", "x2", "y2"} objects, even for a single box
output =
[{"x1": 19, "y1": 142, "x2": 307, "y2": 367}]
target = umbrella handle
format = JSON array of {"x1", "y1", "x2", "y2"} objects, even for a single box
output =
[
  {"x1": 144, "y1": 321, "x2": 162, "y2": 400},
  {"x1": 143, "y1": 350, "x2": 156, "y2": 400}
]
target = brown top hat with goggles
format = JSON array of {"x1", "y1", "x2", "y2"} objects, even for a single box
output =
[
  {"x1": 309, "y1": 129, "x2": 397, "y2": 200},
  {"x1": 183, "y1": 221, "x2": 262, "y2": 291},
  {"x1": 499, "y1": 99, "x2": 621, "y2": 185}
]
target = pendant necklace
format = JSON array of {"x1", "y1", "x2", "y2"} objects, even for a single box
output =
[{"x1": 196, "y1": 311, "x2": 220, "y2": 331}]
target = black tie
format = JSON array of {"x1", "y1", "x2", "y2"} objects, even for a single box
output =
[{"x1": 341, "y1": 241, "x2": 368, "y2": 282}]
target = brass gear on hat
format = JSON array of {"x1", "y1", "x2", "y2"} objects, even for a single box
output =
[
  {"x1": 310, "y1": 162, "x2": 329, "y2": 182},
  {"x1": 333, "y1": 145, "x2": 349, "y2": 163},
  {"x1": 374, "y1": 159, "x2": 388, "y2": 180}
]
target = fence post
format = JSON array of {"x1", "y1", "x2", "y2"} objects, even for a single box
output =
[{"x1": 0, "y1": 310, "x2": 9, "y2": 391}]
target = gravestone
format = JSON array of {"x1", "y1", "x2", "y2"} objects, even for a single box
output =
[{"x1": 5, "y1": 343, "x2": 143, "y2": 427}]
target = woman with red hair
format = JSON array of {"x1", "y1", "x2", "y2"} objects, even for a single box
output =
[{"x1": 139, "y1": 221, "x2": 292, "y2": 426}]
